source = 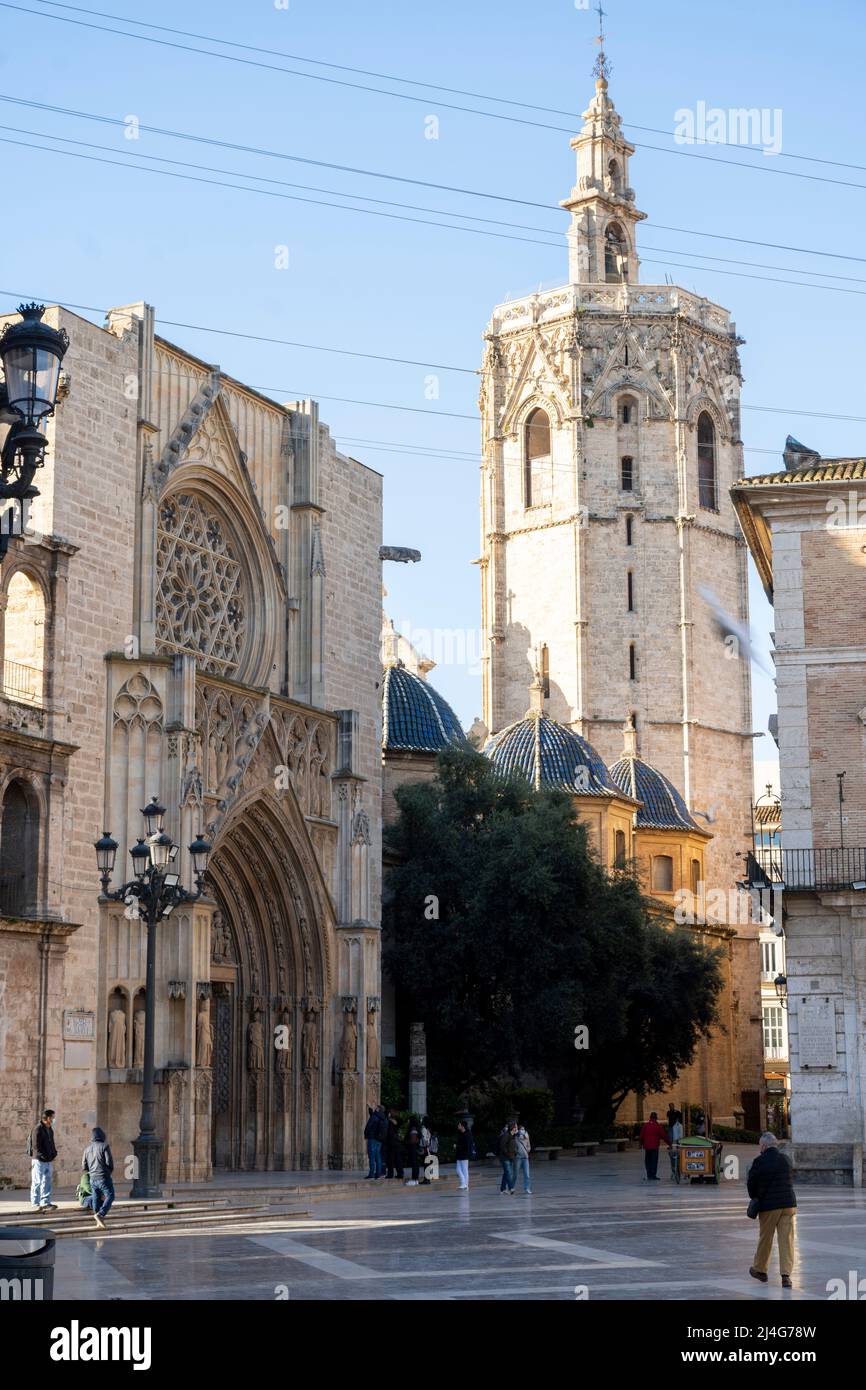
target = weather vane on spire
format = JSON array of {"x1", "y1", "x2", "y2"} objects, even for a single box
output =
[{"x1": 593, "y1": 0, "x2": 613, "y2": 82}]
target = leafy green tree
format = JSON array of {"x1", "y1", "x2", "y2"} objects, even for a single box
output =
[{"x1": 383, "y1": 747, "x2": 723, "y2": 1124}]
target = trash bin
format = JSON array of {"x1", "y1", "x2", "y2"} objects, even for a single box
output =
[{"x1": 0, "y1": 1228, "x2": 56, "y2": 1300}]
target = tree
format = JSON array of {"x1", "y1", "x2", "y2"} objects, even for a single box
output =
[{"x1": 383, "y1": 746, "x2": 724, "y2": 1123}]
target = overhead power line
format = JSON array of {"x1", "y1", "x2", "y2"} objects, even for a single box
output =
[{"x1": 22, "y1": 0, "x2": 866, "y2": 182}]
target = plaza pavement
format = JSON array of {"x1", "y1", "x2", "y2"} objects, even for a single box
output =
[{"x1": 20, "y1": 1146, "x2": 866, "y2": 1301}]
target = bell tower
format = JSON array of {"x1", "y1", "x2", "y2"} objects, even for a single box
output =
[{"x1": 478, "y1": 52, "x2": 755, "y2": 900}]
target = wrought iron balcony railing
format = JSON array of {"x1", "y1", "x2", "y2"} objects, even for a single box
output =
[
  {"x1": 745, "y1": 847, "x2": 866, "y2": 893},
  {"x1": 1, "y1": 658, "x2": 43, "y2": 706}
]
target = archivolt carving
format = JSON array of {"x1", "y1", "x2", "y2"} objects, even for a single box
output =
[
  {"x1": 195, "y1": 679, "x2": 270, "y2": 838},
  {"x1": 156, "y1": 492, "x2": 246, "y2": 677},
  {"x1": 270, "y1": 708, "x2": 334, "y2": 819},
  {"x1": 113, "y1": 673, "x2": 164, "y2": 730}
]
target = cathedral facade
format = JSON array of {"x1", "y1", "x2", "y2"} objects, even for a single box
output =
[
  {"x1": 0, "y1": 302, "x2": 382, "y2": 1185},
  {"x1": 477, "y1": 70, "x2": 764, "y2": 1122}
]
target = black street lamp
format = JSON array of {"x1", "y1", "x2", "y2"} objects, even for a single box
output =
[
  {"x1": 774, "y1": 973, "x2": 788, "y2": 1009},
  {"x1": 0, "y1": 303, "x2": 69, "y2": 557},
  {"x1": 95, "y1": 799, "x2": 211, "y2": 1198}
]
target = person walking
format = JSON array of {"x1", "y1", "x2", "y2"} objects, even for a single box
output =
[
  {"x1": 747, "y1": 1132, "x2": 797, "y2": 1288},
  {"x1": 384, "y1": 1112, "x2": 404, "y2": 1180},
  {"x1": 515, "y1": 1124, "x2": 533, "y2": 1194},
  {"x1": 363, "y1": 1107, "x2": 379, "y2": 1179},
  {"x1": 639, "y1": 1111, "x2": 669, "y2": 1182},
  {"x1": 455, "y1": 1121, "x2": 473, "y2": 1191},
  {"x1": 668, "y1": 1109, "x2": 684, "y2": 1180},
  {"x1": 29, "y1": 1109, "x2": 59, "y2": 1213},
  {"x1": 404, "y1": 1117, "x2": 422, "y2": 1186},
  {"x1": 498, "y1": 1120, "x2": 517, "y2": 1194},
  {"x1": 419, "y1": 1115, "x2": 434, "y2": 1184},
  {"x1": 81, "y1": 1126, "x2": 115, "y2": 1230}
]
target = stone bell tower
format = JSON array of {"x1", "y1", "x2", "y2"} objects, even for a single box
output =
[{"x1": 478, "y1": 58, "x2": 756, "y2": 899}]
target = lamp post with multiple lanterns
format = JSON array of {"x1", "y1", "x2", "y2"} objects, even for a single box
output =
[
  {"x1": 95, "y1": 799, "x2": 211, "y2": 1198},
  {"x1": 0, "y1": 303, "x2": 69, "y2": 558}
]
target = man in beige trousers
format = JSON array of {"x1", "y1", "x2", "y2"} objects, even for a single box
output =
[{"x1": 747, "y1": 1132, "x2": 797, "y2": 1289}]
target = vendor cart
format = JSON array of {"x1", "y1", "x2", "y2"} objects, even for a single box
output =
[{"x1": 672, "y1": 1136, "x2": 723, "y2": 1184}]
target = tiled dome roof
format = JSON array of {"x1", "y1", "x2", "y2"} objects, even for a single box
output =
[
  {"x1": 484, "y1": 714, "x2": 619, "y2": 796},
  {"x1": 608, "y1": 755, "x2": 699, "y2": 831},
  {"x1": 382, "y1": 663, "x2": 467, "y2": 753}
]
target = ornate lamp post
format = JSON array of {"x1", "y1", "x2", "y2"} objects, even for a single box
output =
[
  {"x1": 95, "y1": 799, "x2": 211, "y2": 1198},
  {"x1": 0, "y1": 303, "x2": 69, "y2": 558},
  {"x1": 774, "y1": 973, "x2": 788, "y2": 1010}
]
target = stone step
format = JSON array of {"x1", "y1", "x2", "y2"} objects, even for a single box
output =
[{"x1": 2, "y1": 1202, "x2": 312, "y2": 1238}]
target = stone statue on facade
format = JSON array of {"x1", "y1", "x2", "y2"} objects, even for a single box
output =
[
  {"x1": 132, "y1": 1009, "x2": 146, "y2": 1069},
  {"x1": 366, "y1": 1005, "x2": 380, "y2": 1071},
  {"x1": 276, "y1": 1008, "x2": 292, "y2": 1074},
  {"x1": 302, "y1": 1008, "x2": 319, "y2": 1071},
  {"x1": 247, "y1": 1011, "x2": 265, "y2": 1072},
  {"x1": 211, "y1": 910, "x2": 231, "y2": 963},
  {"x1": 197, "y1": 1000, "x2": 213, "y2": 1069},
  {"x1": 107, "y1": 1008, "x2": 127, "y2": 1069},
  {"x1": 340, "y1": 1006, "x2": 358, "y2": 1072}
]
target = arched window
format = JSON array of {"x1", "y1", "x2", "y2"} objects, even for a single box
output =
[
  {"x1": 697, "y1": 411, "x2": 718, "y2": 510},
  {"x1": 2, "y1": 571, "x2": 45, "y2": 705},
  {"x1": 627, "y1": 571, "x2": 635, "y2": 612},
  {"x1": 625, "y1": 515, "x2": 633, "y2": 545},
  {"x1": 621, "y1": 401, "x2": 632, "y2": 424},
  {"x1": 524, "y1": 407, "x2": 551, "y2": 508},
  {"x1": 614, "y1": 829, "x2": 627, "y2": 869},
  {"x1": 652, "y1": 854, "x2": 674, "y2": 893},
  {"x1": 621, "y1": 456, "x2": 634, "y2": 491},
  {"x1": 629, "y1": 643, "x2": 637, "y2": 681},
  {"x1": 0, "y1": 779, "x2": 39, "y2": 916},
  {"x1": 605, "y1": 222, "x2": 628, "y2": 282},
  {"x1": 691, "y1": 858, "x2": 701, "y2": 896}
]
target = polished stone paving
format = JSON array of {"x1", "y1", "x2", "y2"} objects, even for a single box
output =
[{"x1": 47, "y1": 1147, "x2": 866, "y2": 1301}]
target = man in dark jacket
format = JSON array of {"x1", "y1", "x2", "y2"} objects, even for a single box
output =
[
  {"x1": 30, "y1": 1109, "x2": 59, "y2": 1212},
  {"x1": 498, "y1": 1121, "x2": 517, "y2": 1194},
  {"x1": 747, "y1": 1132, "x2": 796, "y2": 1288},
  {"x1": 82, "y1": 1127, "x2": 115, "y2": 1229},
  {"x1": 384, "y1": 1113, "x2": 404, "y2": 1180}
]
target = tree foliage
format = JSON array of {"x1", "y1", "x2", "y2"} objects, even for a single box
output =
[{"x1": 383, "y1": 746, "x2": 724, "y2": 1123}]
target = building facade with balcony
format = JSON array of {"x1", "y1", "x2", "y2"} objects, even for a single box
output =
[
  {"x1": 734, "y1": 439, "x2": 866, "y2": 1183},
  {"x1": 0, "y1": 302, "x2": 383, "y2": 1186}
]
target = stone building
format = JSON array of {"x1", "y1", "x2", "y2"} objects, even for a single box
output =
[
  {"x1": 733, "y1": 440, "x2": 866, "y2": 1182},
  {"x1": 0, "y1": 301, "x2": 382, "y2": 1185},
  {"x1": 477, "y1": 66, "x2": 764, "y2": 1122}
]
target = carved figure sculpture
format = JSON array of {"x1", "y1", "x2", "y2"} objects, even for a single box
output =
[{"x1": 108, "y1": 1008, "x2": 127, "y2": 1069}]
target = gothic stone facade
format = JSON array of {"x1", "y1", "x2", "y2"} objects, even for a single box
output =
[
  {"x1": 0, "y1": 302, "x2": 382, "y2": 1185},
  {"x1": 478, "y1": 74, "x2": 764, "y2": 1124}
]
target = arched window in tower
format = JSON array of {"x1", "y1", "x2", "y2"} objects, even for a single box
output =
[
  {"x1": 627, "y1": 571, "x2": 635, "y2": 612},
  {"x1": 605, "y1": 222, "x2": 628, "y2": 283},
  {"x1": 524, "y1": 407, "x2": 551, "y2": 508},
  {"x1": 691, "y1": 858, "x2": 701, "y2": 897},
  {"x1": 0, "y1": 779, "x2": 39, "y2": 916},
  {"x1": 697, "y1": 411, "x2": 718, "y2": 511},
  {"x1": 614, "y1": 828, "x2": 627, "y2": 869},
  {"x1": 621, "y1": 456, "x2": 634, "y2": 491},
  {"x1": 625, "y1": 515, "x2": 633, "y2": 545},
  {"x1": 629, "y1": 643, "x2": 637, "y2": 681}
]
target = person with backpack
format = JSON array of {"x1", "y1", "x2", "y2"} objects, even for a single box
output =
[
  {"x1": 29, "y1": 1109, "x2": 59, "y2": 1212},
  {"x1": 81, "y1": 1126, "x2": 115, "y2": 1229},
  {"x1": 498, "y1": 1120, "x2": 517, "y2": 1194},
  {"x1": 455, "y1": 1120, "x2": 474, "y2": 1191},
  {"x1": 515, "y1": 1124, "x2": 533, "y2": 1194}
]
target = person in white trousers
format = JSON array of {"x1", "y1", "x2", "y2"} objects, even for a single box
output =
[{"x1": 455, "y1": 1120, "x2": 471, "y2": 1191}]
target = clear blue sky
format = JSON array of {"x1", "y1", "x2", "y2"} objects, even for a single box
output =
[{"x1": 4, "y1": 0, "x2": 863, "y2": 772}]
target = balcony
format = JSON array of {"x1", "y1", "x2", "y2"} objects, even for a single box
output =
[
  {"x1": 1, "y1": 659, "x2": 43, "y2": 706},
  {"x1": 746, "y1": 848, "x2": 866, "y2": 894}
]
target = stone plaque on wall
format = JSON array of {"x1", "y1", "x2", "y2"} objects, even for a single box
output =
[
  {"x1": 63, "y1": 1010, "x2": 95, "y2": 1040},
  {"x1": 798, "y1": 996, "x2": 837, "y2": 1069}
]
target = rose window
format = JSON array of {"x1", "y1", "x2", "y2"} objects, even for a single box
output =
[{"x1": 155, "y1": 492, "x2": 246, "y2": 676}]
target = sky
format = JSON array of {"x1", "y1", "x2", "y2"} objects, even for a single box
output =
[{"x1": 3, "y1": 0, "x2": 864, "y2": 779}]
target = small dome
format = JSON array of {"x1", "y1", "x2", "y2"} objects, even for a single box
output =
[
  {"x1": 608, "y1": 755, "x2": 700, "y2": 831},
  {"x1": 484, "y1": 713, "x2": 619, "y2": 796},
  {"x1": 382, "y1": 663, "x2": 466, "y2": 753}
]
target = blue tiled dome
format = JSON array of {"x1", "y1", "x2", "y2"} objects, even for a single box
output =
[
  {"x1": 484, "y1": 714, "x2": 619, "y2": 796},
  {"x1": 608, "y1": 755, "x2": 699, "y2": 831},
  {"x1": 382, "y1": 663, "x2": 467, "y2": 753}
]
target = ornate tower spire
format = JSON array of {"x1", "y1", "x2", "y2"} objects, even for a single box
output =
[{"x1": 561, "y1": 5, "x2": 645, "y2": 286}]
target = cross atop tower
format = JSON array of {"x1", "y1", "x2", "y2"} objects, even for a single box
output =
[{"x1": 593, "y1": 2, "x2": 613, "y2": 83}]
